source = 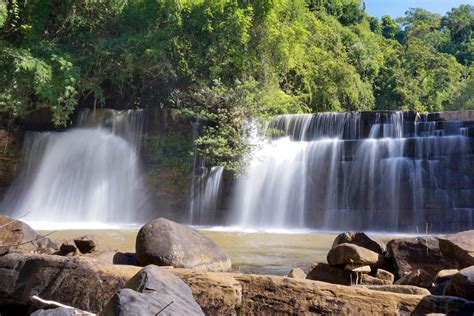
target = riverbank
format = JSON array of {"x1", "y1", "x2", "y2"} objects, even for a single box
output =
[
  {"x1": 1, "y1": 216, "x2": 473, "y2": 315},
  {"x1": 37, "y1": 228, "x2": 404, "y2": 275}
]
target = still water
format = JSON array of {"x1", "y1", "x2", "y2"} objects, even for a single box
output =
[{"x1": 39, "y1": 228, "x2": 396, "y2": 275}]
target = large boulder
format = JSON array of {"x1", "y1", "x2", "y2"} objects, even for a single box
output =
[
  {"x1": 100, "y1": 265, "x2": 203, "y2": 316},
  {"x1": 438, "y1": 230, "x2": 474, "y2": 268},
  {"x1": 444, "y1": 266, "x2": 474, "y2": 300},
  {"x1": 0, "y1": 215, "x2": 37, "y2": 254},
  {"x1": 332, "y1": 232, "x2": 385, "y2": 254},
  {"x1": 136, "y1": 218, "x2": 231, "y2": 271},
  {"x1": 327, "y1": 243, "x2": 384, "y2": 267},
  {"x1": 0, "y1": 253, "x2": 139, "y2": 313},
  {"x1": 394, "y1": 269, "x2": 434, "y2": 289},
  {"x1": 386, "y1": 237, "x2": 459, "y2": 278}
]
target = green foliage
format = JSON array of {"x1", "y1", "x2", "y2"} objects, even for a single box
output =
[{"x1": 0, "y1": 0, "x2": 473, "y2": 168}]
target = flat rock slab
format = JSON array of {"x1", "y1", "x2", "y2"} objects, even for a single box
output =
[
  {"x1": 233, "y1": 274, "x2": 472, "y2": 315},
  {"x1": 438, "y1": 230, "x2": 474, "y2": 268},
  {"x1": 136, "y1": 218, "x2": 231, "y2": 271}
]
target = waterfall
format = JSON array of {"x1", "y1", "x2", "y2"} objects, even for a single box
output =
[
  {"x1": 188, "y1": 119, "x2": 225, "y2": 225},
  {"x1": 229, "y1": 111, "x2": 473, "y2": 232},
  {"x1": 0, "y1": 109, "x2": 150, "y2": 228}
]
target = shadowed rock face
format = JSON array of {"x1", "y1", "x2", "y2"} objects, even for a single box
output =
[
  {"x1": 135, "y1": 218, "x2": 231, "y2": 271},
  {"x1": 0, "y1": 253, "x2": 140, "y2": 314},
  {"x1": 438, "y1": 230, "x2": 474, "y2": 268},
  {"x1": 444, "y1": 266, "x2": 474, "y2": 300},
  {"x1": 387, "y1": 237, "x2": 459, "y2": 278}
]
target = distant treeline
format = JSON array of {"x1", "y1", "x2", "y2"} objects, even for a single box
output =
[{"x1": 0, "y1": 1, "x2": 473, "y2": 168}]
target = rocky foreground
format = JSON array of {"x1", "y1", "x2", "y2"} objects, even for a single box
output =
[{"x1": 0, "y1": 216, "x2": 473, "y2": 315}]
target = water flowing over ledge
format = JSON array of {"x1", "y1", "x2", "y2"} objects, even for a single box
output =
[
  {"x1": 0, "y1": 109, "x2": 151, "y2": 226},
  {"x1": 1, "y1": 110, "x2": 473, "y2": 233},
  {"x1": 196, "y1": 111, "x2": 474, "y2": 233}
]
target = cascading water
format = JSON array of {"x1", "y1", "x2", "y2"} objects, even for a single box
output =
[
  {"x1": 229, "y1": 112, "x2": 473, "y2": 232},
  {"x1": 188, "y1": 119, "x2": 225, "y2": 225},
  {"x1": 0, "y1": 109, "x2": 150, "y2": 228}
]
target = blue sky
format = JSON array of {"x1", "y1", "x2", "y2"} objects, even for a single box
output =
[{"x1": 364, "y1": 0, "x2": 472, "y2": 18}]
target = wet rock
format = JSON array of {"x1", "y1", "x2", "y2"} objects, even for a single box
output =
[
  {"x1": 0, "y1": 253, "x2": 139, "y2": 313},
  {"x1": 434, "y1": 269, "x2": 459, "y2": 284},
  {"x1": 374, "y1": 269, "x2": 394, "y2": 283},
  {"x1": 444, "y1": 266, "x2": 474, "y2": 300},
  {"x1": 306, "y1": 262, "x2": 355, "y2": 285},
  {"x1": 394, "y1": 269, "x2": 435, "y2": 289},
  {"x1": 136, "y1": 218, "x2": 231, "y2": 271},
  {"x1": 438, "y1": 230, "x2": 474, "y2": 268},
  {"x1": 327, "y1": 243, "x2": 383, "y2": 267},
  {"x1": 0, "y1": 215, "x2": 37, "y2": 254},
  {"x1": 100, "y1": 265, "x2": 203, "y2": 316},
  {"x1": 344, "y1": 264, "x2": 371, "y2": 273},
  {"x1": 73, "y1": 235, "x2": 110, "y2": 254},
  {"x1": 387, "y1": 237, "x2": 458, "y2": 278},
  {"x1": 357, "y1": 285, "x2": 431, "y2": 296},
  {"x1": 287, "y1": 267, "x2": 306, "y2": 279},
  {"x1": 332, "y1": 231, "x2": 385, "y2": 254}
]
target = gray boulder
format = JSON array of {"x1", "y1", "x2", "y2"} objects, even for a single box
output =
[
  {"x1": 136, "y1": 218, "x2": 231, "y2": 271},
  {"x1": 386, "y1": 237, "x2": 458, "y2": 278},
  {"x1": 327, "y1": 243, "x2": 384, "y2": 266},
  {"x1": 36, "y1": 237, "x2": 60, "y2": 255},
  {"x1": 100, "y1": 265, "x2": 204, "y2": 316},
  {"x1": 444, "y1": 266, "x2": 474, "y2": 300},
  {"x1": 332, "y1": 231, "x2": 385, "y2": 254}
]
